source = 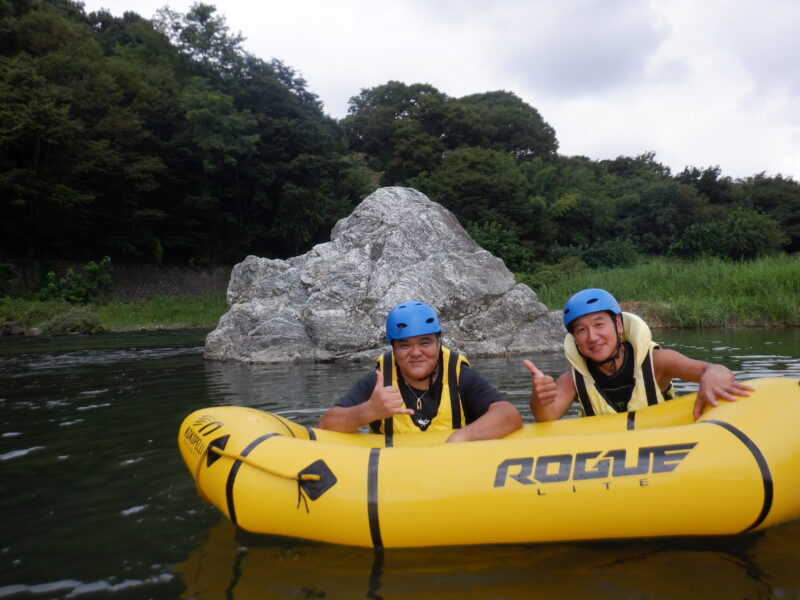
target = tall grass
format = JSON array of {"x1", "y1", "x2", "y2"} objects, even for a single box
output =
[
  {"x1": 3, "y1": 257, "x2": 799, "y2": 333},
  {"x1": 525, "y1": 255, "x2": 800, "y2": 328},
  {"x1": 0, "y1": 292, "x2": 227, "y2": 333},
  {"x1": 96, "y1": 292, "x2": 228, "y2": 330},
  {"x1": 0, "y1": 297, "x2": 72, "y2": 328}
]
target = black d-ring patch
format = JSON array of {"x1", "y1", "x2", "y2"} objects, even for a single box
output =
[{"x1": 298, "y1": 459, "x2": 338, "y2": 500}]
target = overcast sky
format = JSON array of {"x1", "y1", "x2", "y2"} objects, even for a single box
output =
[{"x1": 80, "y1": 0, "x2": 800, "y2": 180}]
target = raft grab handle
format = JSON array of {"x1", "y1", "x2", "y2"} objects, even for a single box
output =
[{"x1": 196, "y1": 436, "x2": 338, "y2": 514}]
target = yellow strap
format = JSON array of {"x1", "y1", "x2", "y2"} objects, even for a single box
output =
[{"x1": 207, "y1": 445, "x2": 321, "y2": 482}]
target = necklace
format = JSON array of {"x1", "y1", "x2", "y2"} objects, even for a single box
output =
[{"x1": 402, "y1": 378, "x2": 428, "y2": 410}]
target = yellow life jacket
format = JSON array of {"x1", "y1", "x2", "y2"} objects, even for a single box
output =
[
  {"x1": 370, "y1": 346, "x2": 469, "y2": 445},
  {"x1": 564, "y1": 312, "x2": 675, "y2": 416}
]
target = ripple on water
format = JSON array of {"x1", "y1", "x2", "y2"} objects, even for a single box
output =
[
  {"x1": 0, "y1": 574, "x2": 176, "y2": 599},
  {"x1": 0, "y1": 446, "x2": 45, "y2": 462},
  {"x1": 120, "y1": 505, "x2": 147, "y2": 517},
  {"x1": 75, "y1": 403, "x2": 112, "y2": 411},
  {"x1": 0, "y1": 345, "x2": 203, "y2": 379},
  {"x1": 79, "y1": 389, "x2": 109, "y2": 397}
]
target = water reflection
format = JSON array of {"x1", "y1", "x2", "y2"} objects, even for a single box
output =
[
  {"x1": 201, "y1": 351, "x2": 576, "y2": 425},
  {"x1": 202, "y1": 360, "x2": 363, "y2": 423},
  {"x1": 658, "y1": 327, "x2": 800, "y2": 392},
  {"x1": 175, "y1": 517, "x2": 800, "y2": 600}
]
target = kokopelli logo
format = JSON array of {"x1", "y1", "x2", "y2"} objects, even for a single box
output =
[{"x1": 192, "y1": 414, "x2": 224, "y2": 436}]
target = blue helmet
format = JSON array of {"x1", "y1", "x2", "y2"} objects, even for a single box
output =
[
  {"x1": 562, "y1": 288, "x2": 622, "y2": 331},
  {"x1": 385, "y1": 301, "x2": 441, "y2": 342}
]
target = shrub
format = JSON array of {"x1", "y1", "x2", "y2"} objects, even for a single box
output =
[
  {"x1": 38, "y1": 306, "x2": 105, "y2": 335},
  {"x1": 669, "y1": 208, "x2": 788, "y2": 260},
  {"x1": 667, "y1": 222, "x2": 728, "y2": 259},
  {"x1": 467, "y1": 220, "x2": 532, "y2": 272},
  {"x1": 0, "y1": 297, "x2": 71, "y2": 328},
  {"x1": 38, "y1": 257, "x2": 114, "y2": 304},
  {"x1": 581, "y1": 238, "x2": 640, "y2": 269},
  {"x1": 517, "y1": 256, "x2": 589, "y2": 290}
]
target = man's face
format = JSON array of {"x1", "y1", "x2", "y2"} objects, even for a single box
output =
[
  {"x1": 570, "y1": 311, "x2": 622, "y2": 363},
  {"x1": 392, "y1": 334, "x2": 440, "y2": 386}
]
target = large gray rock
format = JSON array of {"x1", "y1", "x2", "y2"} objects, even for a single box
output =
[{"x1": 205, "y1": 187, "x2": 564, "y2": 362}]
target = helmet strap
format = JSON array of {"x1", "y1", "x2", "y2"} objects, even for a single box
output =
[
  {"x1": 427, "y1": 363, "x2": 440, "y2": 387},
  {"x1": 592, "y1": 338, "x2": 623, "y2": 374},
  {"x1": 424, "y1": 341, "x2": 442, "y2": 385}
]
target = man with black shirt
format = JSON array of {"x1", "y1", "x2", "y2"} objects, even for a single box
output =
[{"x1": 318, "y1": 301, "x2": 522, "y2": 442}]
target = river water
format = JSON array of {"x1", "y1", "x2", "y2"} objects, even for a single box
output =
[{"x1": 1, "y1": 328, "x2": 799, "y2": 599}]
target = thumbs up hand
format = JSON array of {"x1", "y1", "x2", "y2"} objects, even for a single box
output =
[
  {"x1": 523, "y1": 360, "x2": 558, "y2": 408},
  {"x1": 368, "y1": 370, "x2": 414, "y2": 420}
]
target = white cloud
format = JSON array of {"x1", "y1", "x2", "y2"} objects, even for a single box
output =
[
  {"x1": 495, "y1": 0, "x2": 667, "y2": 97},
  {"x1": 79, "y1": 0, "x2": 799, "y2": 180}
]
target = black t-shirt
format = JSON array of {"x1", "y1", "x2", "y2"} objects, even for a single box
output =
[{"x1": 335, "y1": 362, "x2": 506, "y2": 430}]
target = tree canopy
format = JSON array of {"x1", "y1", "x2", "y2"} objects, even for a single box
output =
[
  {"x1": 1, "y1": 1, "x2": 798, "y2": 273},
  {"x1": 342, "y1": 82, "x2": 558, "y2": 185},
  {"x1": 1, "y1": 0, "x2": 373, "y2": 264}
]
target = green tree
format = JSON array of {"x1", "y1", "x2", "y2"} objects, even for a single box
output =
[
  {"x1": 0, "y1": 1, "x2": 190, "y2": 262},
  {"x1": 343, "y1": 81, "x2": 450, "y2": 183},
  {"x1": 723, "y1": 207, "x2": 788, "y2": 260},
  {"x1": 38, "y1": 256, "x2": 114, "y2": 303},
  {"x1": 343, "y1": 83, "x2": 559, "y2": 186},
  {"x1": 675, "y1": 165, "x2": 741, "y2": 205},
  {"x1": 409, "y1": 146, "x2": 529, "y2": 228},
  {"x1": 1, "y1": 3, "x2": 106, "y2": 258},
  {"x1": 520, "y1": 156, "x2": 622, "y2": 256},
  {"x1": 669, "y1": 207, "x2": 787, "y2": 261},
  {"x1": 179, "y1": 77, "x2": 259, "y2": 174},
  {"x1": 743, "y1": 173, "x2": 800, "y2": 252},
  {"x1": 456, "y1": 90, "x2": 558, "y2": 158},
  {"x1": 580, "y1": 238, "x2": 640, "y2": 269},
  {"x1": 153, "y1": 2, "x2": 245, "y2": 77},
  {"x1": 602, "y1": 151, "x2": 671, "y2": 180},
  {"x1": 467, "y1": 220, "x2": 531, "y2": 272},
  {"x1": 621, "y1": 180, "x2": 707, "y2": 254}
]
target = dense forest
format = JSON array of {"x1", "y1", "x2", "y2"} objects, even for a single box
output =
[{"x1": 2, "y1": 0, "x2": 799, "y2": 277}]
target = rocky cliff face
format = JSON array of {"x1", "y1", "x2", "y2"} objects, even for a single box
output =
[{"x1": 205, "y1": 187, "x2": 564, "y2": 362}]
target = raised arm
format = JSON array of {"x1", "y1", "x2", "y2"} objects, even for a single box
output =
[
  {"x1": 523, "y1": 360, "x2": 576, "y2": 422},
  {"x1": 653, "y1": 349, "x2": 754, "y2": 420},
  {"x1": 318, "y1": 370, "x2": 413, "y2": 432}
]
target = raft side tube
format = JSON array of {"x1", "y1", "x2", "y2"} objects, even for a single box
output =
[
  {"x1": 374, "y1": 424, "x2": 770, "y2": 547},
  {"x1": 696, "y1": 377, "x2": 800, "y2": 530},
  {"x1": 177, "y1": 378, "x2": 800, "y2": 548}
]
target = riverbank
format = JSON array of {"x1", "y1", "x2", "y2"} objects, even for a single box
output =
[
  {"x1": 0, "y1": 292, "x2": 227, "y2": 336},
  {"x1": 1, "y1": 255, "x2": 798, "y2": 335},
  {"x1": 522, "y1": 255, "x2": 800, "y2": 328}
]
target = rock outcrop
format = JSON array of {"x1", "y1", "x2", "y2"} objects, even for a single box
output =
[{"x1": 205, "y1": 187, "x2": 564, "y2": 362}]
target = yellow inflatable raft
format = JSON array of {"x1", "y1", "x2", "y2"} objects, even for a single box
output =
[{"x1": 178, "y1": 377, "x2": 800, "y2": 548}]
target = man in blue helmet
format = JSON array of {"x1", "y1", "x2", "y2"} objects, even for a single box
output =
[
  {"x1": 319, "y1": 301, "x2": 522, "y2": 442},
  {"x1": 524, "y1": 288, "x2": 753, "y2": 421}
]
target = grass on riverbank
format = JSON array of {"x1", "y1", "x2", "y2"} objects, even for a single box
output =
[
  {"x1": 2, "y1": 255, "x2": 798, "y2": 335},
  {"x1": 521, "y1": 254, "x2": 800, "y2": 328},
  {"x1": 96, "y1": 291, "x2": 228, "y2": 330},
  {"x1": 0, "y1": 291, "x2": 227, "y2": 334}
]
